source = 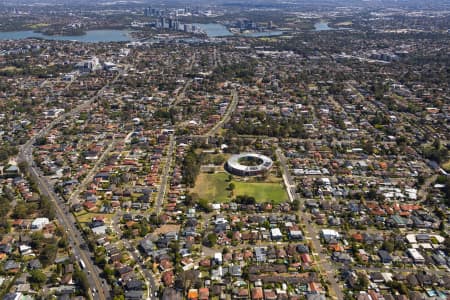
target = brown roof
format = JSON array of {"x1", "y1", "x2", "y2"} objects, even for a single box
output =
[
  {"x1": 251, "y1": 287, "x2": 263, "y2": 300},
  {"x1": 198, "y1": 288, "x2": 209, "y2": 300}
]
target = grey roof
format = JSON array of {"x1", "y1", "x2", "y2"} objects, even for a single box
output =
[{"x1": 4, "y1": 260, "x2": 20, "y2": 270}]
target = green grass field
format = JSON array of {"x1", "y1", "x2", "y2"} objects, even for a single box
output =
[
  {"x1": 191, "y1": 172, "x2": 288, "y2": 203},
  {"x1": 442, "y1": 160, "x2": 450, "y2": 172}
]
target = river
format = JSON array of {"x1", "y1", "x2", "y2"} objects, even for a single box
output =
[
  {"x1": 193, "y1": 23, "x2": 283, "y2": 38},
  {"x1": 0, "y1": 22, "x2": 345, "y2": 42},
  {"x1": 0, "y1": 29, "x2": 132, "y2": 42}
]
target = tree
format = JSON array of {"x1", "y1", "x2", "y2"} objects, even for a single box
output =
[
  {"x1": 73, "y1": 269, "x2": 90, "y2": 297},
  {"x1": 292, "y1": 199, "x2": 300, "y2": 211},
  {"x1": 39, "y1": 243, "x2": 58, "y2": 266},
  {"x1": 58, "y1": 236, "x2": 68, "y2": 249},
  {"x1": 197, "y1": 198, "x2": 211, "y2": 212},
  {"x1": 235, "y1": 195, "x2": 255, "y2": 205},
  {"x1": 184, "y1": 194, "x2": 194, "y2": 207},
  {"x1": 382, "y1": 240, "x2": 395, "y2": 253},
  {"x1": 12, "y1": 202, "x2": 28, "y2": 219},
  {"x1": 34, "y1": 137, "x2": 48, "y2": 146},
  {"x1": 228, "y1": 182, "x2": 235, "y2": 191},
  {"x1": 387, "y1": 281, "x2": 408, "y2": 295},
  {"x1": 355, "y1": 272, "x2": 369, "y2": 291},
  {"x1": 30, "y1": 231, "x2": 44, "y2": 249},
  {"x1": 29, "y1": 269, "x2": 47, "y2": 287},
  {"x1": 444, "y1": 236, "x2": 450, "y2": 253},
  {"x1": 433, "y1": 138, "x2": 441, "y2": 150},
  {"x1": 182, "y1": 148, "x2": 201, "y2": 187},
  {"x1": 49, "y1": 272, "x2": 59, "y2": 285},
  {"x1": 40, "y1": 196, "x2": 55, "y2": 220},
  {"x1": 213, "y1": 155, "x2": 226, "y2": 165},
  {"x1": 204, "y1": 233, "x2": 217, "y2": 247}
]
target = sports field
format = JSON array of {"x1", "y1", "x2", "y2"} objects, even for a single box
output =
[{"x1": 191, "y1": 172, "x2": 288, "y2": 203}]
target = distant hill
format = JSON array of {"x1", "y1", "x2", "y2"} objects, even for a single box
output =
[{"x1": 2, "y1": 0, "x2": 450, "y2": 10}]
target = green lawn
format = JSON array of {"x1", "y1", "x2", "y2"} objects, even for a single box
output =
[
  {"x1": 191, "y1": 172, "x2": 288, "y2": 203},
  {"x1": 76, "y1": 212, "x2": 112, "y2": 224},
  {"x1": 191, "y1": 172, "x2": 230, "y2": 201},
  {"x1": 442, "y1": 160, "x2": 450, "y2": 172}
]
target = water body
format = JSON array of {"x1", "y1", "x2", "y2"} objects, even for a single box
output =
[
  {"x1": 0, "y1": 22, "x2": 342, "y2": 42},
  {"x1": 313, "y1": 21, "x2": 350, "y2": 31},
  {"x1": 314, "y1": 22, "x2": 333, "y2": 31},
  {"x1": 193, "y1": 23, "x2": 283, "y2": 38},
  {"x1": 0, "y1": 29, "x2": 132, "y2": 42}
]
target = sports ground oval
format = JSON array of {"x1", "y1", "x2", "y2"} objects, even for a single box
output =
[{"x1": 225, "y1": 153, "x2": 273, "y2": 176}]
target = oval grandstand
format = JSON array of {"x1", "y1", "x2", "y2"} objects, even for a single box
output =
[{"x1": 225, "y1": 153, "x2": 273, "y2": 176}]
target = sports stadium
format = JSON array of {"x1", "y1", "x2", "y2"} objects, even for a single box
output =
[{"x1": 225, "y1": 153, "x2": 273, "y2": 176}]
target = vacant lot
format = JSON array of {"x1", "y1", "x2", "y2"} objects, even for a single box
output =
[{"x1": 191, "y1": 172, "x2": 288, "y2": 203}]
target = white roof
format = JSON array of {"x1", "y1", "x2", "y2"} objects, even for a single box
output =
[
  {"x1": 290, "y1": 230, "x2": 303, "y2": 236},
  {"x1": 406, "y1": 234, "x2": 417, "y2": 244},
  {"x1": 418, "y1": 243, "x2": 433, "y2": 249},
  {"x1": 92, "y1": 226, "x2": 107, "y2": 235},
  {"x1": 226, "y1": 153, "x2": 273, "y2": 173},
  {"x1": 321, "y1": 229, "x2": 339, "y2": 237},
  {"x1": 271, "y1": 228, "x2": 282, "y2": 237},
  {"x1": 407, "y1": 248, "x2": 424, "y2": 261},
  {"x1": 321, "y1": 178, "x2": 331, "y2": 185},
  {"x1": 19, "y1": 245, "x2": 32, "y2": 252},
  {"x1": 381, "y1": 273, "x2": 393, "y2": 282},
  {"x1": 214, "y1": 252, "x2": 223, "y2": 261},
  {"x1": 32, "y1": 218, "x2": 49, "y2": 226}
]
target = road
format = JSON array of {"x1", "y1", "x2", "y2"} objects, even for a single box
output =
[
  {"x1": 17, "y1": 67, "x2": 128, "y2": 300},
  {"x1": 124, "y1": 239, "x2": 159, "y2": 300},
  {"x1": 20, "y1": 67, "x2": 127, "y2": 153},
  {"x1": 171, "y1": 79, "x2": 192, "y2": 107},
  {"x1": 154, "y1": 135, "x2": 176, "y2": 215},
  {"x1": 19, "y1": 158, "x2": 108, "y2": 300},
  {"x1": 205, "y1": 89, "x2": 238, "y2": 137},
  {"x1": 213, "y1": 47, "x2": 221, "y2": 68},
  {"x1": 275, "y1": 147, "x2": 344, "y2": 300},
  {"x1": 111, "y1": 212, "x2": 158, "y2": 300},
  {"x1": 171, "y1": 53, "x2": 195, "y2": 107},
  {"x1": 352, "y1": 265, "x2": 449, "y2": 276},
  {"x1": 67, "y1": 136, "x2": 120, "y2": 205},
  {"x1": 418, "y1": 174, "x2": 438, "y2": 201},
  {"x1": 275, "y1": 148, "x2": 297, "y2": 203}
]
